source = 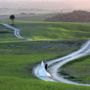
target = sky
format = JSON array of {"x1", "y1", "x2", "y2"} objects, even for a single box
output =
[{"x1": 0, "y1": 0, "x2": 90, "y2": 12}]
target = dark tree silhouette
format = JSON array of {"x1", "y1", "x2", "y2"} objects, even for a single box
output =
[{"x1": 9, "y1": 15, "x2": 15, "y2": 26}]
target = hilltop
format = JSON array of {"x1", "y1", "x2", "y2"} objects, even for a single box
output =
[{"x1": 46, "y1": 10, "x2": 90, "y2": 22}]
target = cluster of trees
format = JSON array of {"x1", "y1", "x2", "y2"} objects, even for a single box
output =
[{"x1": 9, "y1": 15, "x2": 15, "y2": 26}]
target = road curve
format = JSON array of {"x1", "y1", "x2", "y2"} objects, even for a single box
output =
[
  {"x1": 33, "y1": 40, "x2": 90, "y2": 86},
  {"x1": 2, "y1": 24, "x2": 24, "y2": 39}
]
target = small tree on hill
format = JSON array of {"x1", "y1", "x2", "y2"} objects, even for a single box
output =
[{"x1": 9, "y1": 15, "x2": 15, "y2": 26}]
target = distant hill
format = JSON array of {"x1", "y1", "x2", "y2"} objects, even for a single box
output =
[{"x1": 46, "y1": 10, "x2": 90, "y2": 22}]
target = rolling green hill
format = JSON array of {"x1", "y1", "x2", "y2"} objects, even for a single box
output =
[
  {"x1": 0, "y1": 21, "x2": 90, "y2": 90},
  {"x1": 0, "y1": 40, "x2": 89, "y2": 90},
  {"x1": 60, "y1": 56, "x2": 90, "y2": 84},
  {"x1": 0, "y1": 24, "x2": 22, "y2": 42},
  {"x1": 16, "y1": 21, "x2": 90, "y2": 40},
  {"x1": 1, "y1": 21, "x2": 90, "y2": 40}
]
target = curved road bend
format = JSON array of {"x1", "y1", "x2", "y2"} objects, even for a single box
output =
[
  {"x1": 2, "y1": 24, "x2": 24, "y2": 39},
  {"x1": 33, "y1": 40, "x2": 90, "y2": 86}
]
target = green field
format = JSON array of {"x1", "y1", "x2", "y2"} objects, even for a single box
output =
[
  {"x1": 60, "y1": 56, "x2": 90, "y2": 84},
  {"x1": 16, "y1": 21, "x2": 90, "y2": 40},
  {"x1": 1, "y1": 18, "x2": 90, "y2": 40},
  {"x1": 0, "y1": 24, "x2": 22, "y2": 42},
  {"x1": 0, "y1": 20, "x2": 90, "y2": 90},
  {"x1": 0, "y1": 41, "x2": 89, "y2": 90}
]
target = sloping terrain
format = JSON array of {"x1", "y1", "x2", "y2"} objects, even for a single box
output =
[
  {"x1": 0, "y1": 24, "x2": 22, "y2": 42},
  {"x1": 60, "y1": 56, "x2": 90, "y2": 84},
  {"x1": 0, "y1": 21, "x2": 90, "y2": 90},
  {"x1": 16, "y1": 21, "x2": 90, "y2": 40},
  {"x1": 47, "y1": 10, "x2": 90, "y2": 22}
]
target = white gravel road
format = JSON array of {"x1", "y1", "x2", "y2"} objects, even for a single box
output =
[
  {"x1": 33, "y1": 40, "x2": 90, "y2": 86},
  {"x1": 2, "y1": 23, "x2": 90, "y2": 86},
  {"x1": 2, "y1": 24, "x2": 24, "y2": 39}
]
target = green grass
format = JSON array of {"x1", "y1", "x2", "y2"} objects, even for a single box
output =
[
  {"x1": 0, "y1": 41, "x2": 89, "y2": 90},
  {"x1": 1, "y1": 21, "x2": 90, "y2": 41},
  {"x1": 0, "y1": 41, "x2": 83, "y2": 55},
  {"x1": 0, "y1": 33, "x2": 21, "y2": 42},
  {"x1": 15, "y1": 21, "x2": 90, "y2": 40},
  {"x1": 0, "y1": 24, "x2": 22, "y2": 42},
  {"x1": 0, "y1": 77, "x2": 90, "y2": 90},
  {"x1": 0, "y1": 20, "x2": 90, "y2": 89},
  {"x1": 60, "y1": 56, "x2": 90, "y2": 84}
]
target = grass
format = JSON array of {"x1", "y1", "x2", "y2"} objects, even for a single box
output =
[
  {"x1": 0, "y1": 40, "x2": 83, "y2": 55},
  {"x1": 0, "y1": 41, "x2": 89, "y2": 90},
  {"x1": 0, "y1": 20, "x2": 90, "y2": 89},
  {"x1": 1, "y1": 21, "x2": 90, "y2": 40},
  {"x1": 60, "y1": 56, "x2": 90, "y2": 84},
  {"x1": 14, "y1": 21, "x2": 90, "y2": 40},
  {"x1": 0, "y1": 77, "x2": 90, "y2": 90},
  {"x1": 0, "y1": 24, "x2": 22, "y2": 42},
  {"x1": 0, "y1": 13, "x2": 55, "y2": 22}
]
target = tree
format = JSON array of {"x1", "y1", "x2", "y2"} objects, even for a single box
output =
[{"x1": 9, "y1": 15, "x2": 15, "y2": 26}]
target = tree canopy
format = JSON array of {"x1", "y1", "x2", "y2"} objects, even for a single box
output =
[{"x1": 9, "y1": 15, "x2": 15, "y2": 25}]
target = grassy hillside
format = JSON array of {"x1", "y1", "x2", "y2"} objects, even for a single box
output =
[
  {"x1": 0, "y1": 20, "x2": 90, "y2": 90},
  {"x1": 1, "y1": 21, "x2": 90, "y2": 40},
  {"x1": 60, "y1": 56, "x2": 90, "y2": 84},
  {"x1": 47, "y1": 10, "x2": 90, "y2": 22},
  {"x1": 15, "y1": 21, "x2": 90, "y2": 40},
  {"x1": 0, "y1": 41, "x2": 89, "y2": 90},
  {"x1": 0, "y1": 24, "x2": 21, "y2": 42}
]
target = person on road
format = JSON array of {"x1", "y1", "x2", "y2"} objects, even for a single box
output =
[{"x1": 45, "y1": 62, "x2": 48, "y2": 71}]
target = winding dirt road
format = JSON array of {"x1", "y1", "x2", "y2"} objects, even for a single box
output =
[
  {"x1": 2, "y1": 24, "x2": 24, "y2": 39},
  {"x1": 2, "y1": 23, "x2": 90, "y2": 86},
  {"x1": 33, "y1": 40, "x2": 90, "y2": 86}
]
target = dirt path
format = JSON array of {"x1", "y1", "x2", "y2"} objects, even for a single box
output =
[{"x1": 33, "y1": 40, "x2": 90, "y2": 86}]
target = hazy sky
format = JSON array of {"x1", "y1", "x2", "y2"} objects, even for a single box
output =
[{"x1": 0, "y1": 0, "x2": 90, "y2": 11}]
